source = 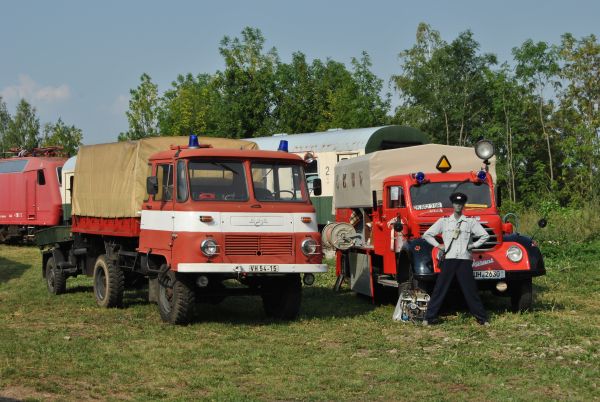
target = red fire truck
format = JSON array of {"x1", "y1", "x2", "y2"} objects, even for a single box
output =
[
  {"x1": 37, "y1": 136, "x2": 326, "y2": 324},
  {"x1": 0, "y1": 150, "x2": 66, "y2": 242},
  {"x1": 327, "y1": 141, "x2": 545, "y2": 317}
]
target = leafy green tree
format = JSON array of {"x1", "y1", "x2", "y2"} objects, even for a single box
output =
[
  {"x1": 215, "y1": 27, "x2": 278, "y2": 138},
  {"x1": 555, "y1": 33, "x2": 600, "y2": 202},
  {"x1": 513, "y1": 40, "x2": 560, "y2": 187},
  {"x1": 159, "y1": 73, "x2": 221, "y2": 136},
  {"x1": 4, "y1": 99, "x2": 40, "y2": 151},
  {"x1": 119, "y1": 73, "x2": 160, "y2": 141},
  {"x1": 41, "y1": 118, "x2": 83, "y2": 156},
  {"x1": 393, "y1": 24, "x2": 496, "y2": 146},
  {"x1": 0, "y1": 97, "x2": 11, "y2": 153}
]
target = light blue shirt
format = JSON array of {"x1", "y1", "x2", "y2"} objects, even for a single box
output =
[{"x1": 423, "y1": 214, "x2": 490, "y2": 260}]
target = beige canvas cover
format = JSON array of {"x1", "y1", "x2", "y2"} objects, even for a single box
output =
[
  {"x1": 73, "y1": 136, "x2": 257, "y2": 218},
  {"x1": 334, "y1": 144, "x2": 496, "y2": 209}
]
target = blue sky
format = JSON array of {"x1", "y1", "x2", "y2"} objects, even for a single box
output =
[{"x1": 1, "y1": 0, "x2": 598, "y2": 144}]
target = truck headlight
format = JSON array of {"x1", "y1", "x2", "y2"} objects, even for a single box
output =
[
  {"x1": 506, "y1": 246, "x2": 523, "y2": 262},
  {"x1": 301, "y1": 238, "x2": 318, "y2": 256},
  {"x1": 201, "y1": 239, "x2": 219, "y2": 257}
]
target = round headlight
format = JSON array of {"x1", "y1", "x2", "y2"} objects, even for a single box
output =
[
  {"x1": 506, "y1": 246, "x2": 523, "y2": 262},
  {"x1": 475, "y1": 140, "x2": 495, "y2": 160},
  {"x1": 200, "y1": 239, "x2": 219, "y2": 257},
  {"x1": 301, "y1": 238, "x2": 318, "y2": 256}
]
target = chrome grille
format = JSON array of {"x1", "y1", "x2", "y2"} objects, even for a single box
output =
[{"x1": 224, "y1": 235, "x2": 294, "y2": 256}]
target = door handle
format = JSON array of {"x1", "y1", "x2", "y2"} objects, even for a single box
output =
[{"x1": 251, "y1": 204, "x2": 261, "y2": 208}]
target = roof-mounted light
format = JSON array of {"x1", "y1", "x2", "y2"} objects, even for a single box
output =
[
  {"x1": 277, "y1": 139, "x2": 289, "y2": 152},
  {"x1": 189, "y1": 134, "x2": 200, "y2": 149},
  {"x1": 477, "y1": 170, "x2": 487, "y2": 182},
  {"x1": 415, "y1": 171, "x2": 426, "y2": 184},
  {"x1": 475, "y1": 139, "x2": 495, "y2": 161}
]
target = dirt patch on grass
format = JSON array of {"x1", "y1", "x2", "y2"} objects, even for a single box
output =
[{"x1": 0, "y1": 385, "x2": 55, "y2": 401}]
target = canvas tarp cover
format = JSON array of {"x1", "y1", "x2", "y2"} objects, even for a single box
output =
[
  {"x1": 73, "y1": 136, "x2": 257, "y2": 218},
  {"x1": 334, "y1": 144, "x2": 496, "y2": 209}
]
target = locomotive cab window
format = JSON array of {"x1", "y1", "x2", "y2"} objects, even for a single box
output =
[{"x1": 37, "y1": 169, "x2": 46, "y2": 185}]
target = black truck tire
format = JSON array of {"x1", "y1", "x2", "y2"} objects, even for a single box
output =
[
  {"x1": 93, "y1": 255, "x2": 124, "y2": 308},
  {"x1": 510, "y1": 278, "x2": 533, "y2": 313},
  {"x1": 46, "y1": 256, "x2": 67, "y2": 295},
  {"x1": 261, "y1": 274, "x2": 302, "y2": 320},
  {"x1": 157, "y1": 271, "x2": 195, "y2": 325}
]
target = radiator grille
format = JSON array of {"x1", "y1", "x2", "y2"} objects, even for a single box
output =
[{"x1": 224, "y1": 235, "x2": 294, "y2": 256}]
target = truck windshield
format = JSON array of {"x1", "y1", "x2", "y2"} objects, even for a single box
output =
[
  {"x1": 251, "y1": 162, "x2": 308, "y2": 202},
  {"x1": 410, "y1": 181, "x2": 492, "y2": 210},
  {"x1": 186, "y1": 160, "x2": 248, "y2": 201}
]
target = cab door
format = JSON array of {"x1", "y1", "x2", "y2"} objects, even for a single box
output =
[
  {"x1": 26, "y1": 171, "x2": 39, "y2": 221},
  {"x1": 143, "y1": 163, "x2": 175, "y2": 260},
  {"x1": 382, "y1": 185, "x2": 407, "y2": 275}
]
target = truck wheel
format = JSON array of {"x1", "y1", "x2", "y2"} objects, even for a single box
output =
[
  {"x1": 157, "y1": 270, "x2": 195, "y2": 325},
  {"x1": 93, "y1": 255, "x2": 124, "y2": 308},
  {"x1": 46, "y1": 257, "x2": 67, "y2": 295},
  {"x1": 510, "y1": 278, "x2": 533, "y2": 313},
  {"x1": 261, "y1": 274, "x2": 302, "y2": 320}
]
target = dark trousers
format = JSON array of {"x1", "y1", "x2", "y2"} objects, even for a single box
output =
[{"x1": 425, "y1": 259, "x2": 488, "y2": 322}]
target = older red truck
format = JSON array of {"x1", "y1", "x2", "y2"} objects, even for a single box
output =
[{"x1": 328, "y1": 141, "x2": 545, "y2": 318}]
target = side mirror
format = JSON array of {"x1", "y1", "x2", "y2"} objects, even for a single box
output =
[
  {"x1": 312, "y1": 178, "x2": 322, "y2": 196},
  {"x1": 538, "y1": 218, "x2": 547, "y2": 228},
  {"x1": 393, "y1": 221, "x2": 403, "y2": 232},
  {"x1": 496, "y1": 186, "x2": 502, "y2": 208},
  {"x1": 146, "y1": 176, "x2": 158, "y2": 196}
]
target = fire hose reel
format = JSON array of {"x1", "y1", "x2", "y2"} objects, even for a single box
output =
[{"x1": 321, "y1": 222, "x2": 360, "y2": 251}]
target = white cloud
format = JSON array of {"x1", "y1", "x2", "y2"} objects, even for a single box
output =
[{"x1": 1, "y1": 74, "x2": 71, "y2": 103}]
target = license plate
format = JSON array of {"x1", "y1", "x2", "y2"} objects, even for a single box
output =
[
  {"x1": 248, "y1": 265, "x2": 279, "y2": 272},
  {"x1": 473, "y1": 270, "x2": 505, "y2": 280}
]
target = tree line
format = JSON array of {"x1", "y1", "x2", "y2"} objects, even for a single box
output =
[
  {"x1": 120, "y1": 26, "x2": 599, "y2": 207},
  {"x1": 2, "y1": 25, "x2": 597, "y2": 207},
  {"x1": 0, "y1": 98, "x2": 82, "y2": 156}
]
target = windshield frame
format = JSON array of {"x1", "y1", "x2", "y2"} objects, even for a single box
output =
[
  {"x1": 181, "y1": 158, "x2": 250, "y2": 203},
  {"x1": 408, "y1": 180, "x2": 494, "y2": 211},
  {"x1": 250, "y1": 161, "x2": 309, "y2": 203}
]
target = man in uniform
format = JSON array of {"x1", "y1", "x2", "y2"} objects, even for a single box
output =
[{"x1": 422, "y1": 192, "x2": 490, "y2": 325}]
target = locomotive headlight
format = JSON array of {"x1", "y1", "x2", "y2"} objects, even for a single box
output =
[
  {"x1": 506, "y1": 246, "x2": 523, "y2": 262},
  {"x1": 200, "y1": 238, "x2": 219, "y2": 257},
  {"x1": 301, "y1": 238, "x2": 318, "y2": 256},
  {"x1": 475, "y1": 139, "x2": 495, "y2": 161}
]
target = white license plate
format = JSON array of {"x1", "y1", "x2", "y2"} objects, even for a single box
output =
[
  {"x1": 248, "y1": 265, "x2": 279, "y2": 272},
  {"x1": 473, "y1": 270, "x2": 505, "y2": 280}
]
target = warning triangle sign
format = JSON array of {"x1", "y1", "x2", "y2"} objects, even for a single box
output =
[{"x1": 436, "y1": 155, "x2": 452, "y2": 172}]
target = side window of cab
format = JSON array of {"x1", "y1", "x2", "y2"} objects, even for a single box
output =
[
  {"x1": 388, "y1": 186, "x2": 406, "y2": 208},
  {"x1": 154, "y1": 164, "x2": 173, "y2": 202}
]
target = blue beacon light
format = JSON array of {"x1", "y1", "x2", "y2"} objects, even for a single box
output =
[
  {"x1": 415, "y1": 171, "x2": 426, "y2": 184},
  {"x1": 477, "y1": 170, "x2": 487, "y2": 181},
  {"x1": 189, "y1": 134, "x2": 200, "y2": 149},
  {"x1": 277, "y1": 139, "x2": 289, "y2": 152}
]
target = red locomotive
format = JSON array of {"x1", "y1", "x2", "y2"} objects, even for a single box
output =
[{"x1": 0, "y1": 149, "x2": 66, "y2": 242}]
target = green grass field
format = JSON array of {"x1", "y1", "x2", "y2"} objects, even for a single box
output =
[{"x1": 0, "y1": 243, "x2": 598, "y2": 401}]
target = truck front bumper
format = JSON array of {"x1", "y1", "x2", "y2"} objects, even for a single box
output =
[{"x1": 177, "y1": 263, "x2": 328, "y2": 274}]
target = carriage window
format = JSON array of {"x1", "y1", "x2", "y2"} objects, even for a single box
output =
[
  {"x1": 37, "y1": 169, "x2": 46, "y2": 185},
  {"x1": 154, "y1": 164, "x2": 173, "y2": 202}
]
